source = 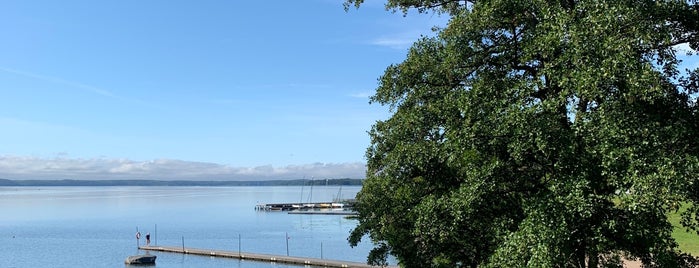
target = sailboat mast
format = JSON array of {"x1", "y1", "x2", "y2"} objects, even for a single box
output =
[
  {"x1": 307, "y1": 177, "x2": 313, "y2": 203},
  {"x1": 300, "y1": 176, "x2": 305, "y2": 204}
]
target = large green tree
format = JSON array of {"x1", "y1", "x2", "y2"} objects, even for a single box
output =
[{"x1": 346, "y1": 0, "x2": 699, "y2": 267}]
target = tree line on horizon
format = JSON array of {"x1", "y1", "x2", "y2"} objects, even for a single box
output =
[{"x1": 0, "y1": 178, "x2": 364, "y2": 187}]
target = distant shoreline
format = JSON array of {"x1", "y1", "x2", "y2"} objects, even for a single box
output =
[{"x1": 0, "y1": 178, "x2": 363, "y2": 187}]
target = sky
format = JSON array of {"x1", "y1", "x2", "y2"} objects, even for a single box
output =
[
  {"x1": 1, "y1": 2, "x2": 696, "y2": 181},
  {"x1": 0, "y1": 0, "x2": 449, "y2": 180}
]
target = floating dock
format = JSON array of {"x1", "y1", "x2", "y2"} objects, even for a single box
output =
[
  {"x1": 255, "y1": 200, "x2": 355, "y2": 211},
  {"x1": 138, "y1": 245, "x2": 393, "y2": 268}
]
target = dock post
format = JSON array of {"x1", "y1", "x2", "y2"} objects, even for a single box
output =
[
  {"x1": 154, "y1": 224, "x2": 157, "y2": 246},
  {"x1": 321, "y1": 242, "x2": 323, "y2": 259},
  {"x1": 285, "y1": 232, "x2": 289, "y2": 256},
  {"x1": 182, "y1": 236, "x2": 185, "y2": 252},
  {"x1": 238, "y1": 234, "x2": 241, "y2": 256}
]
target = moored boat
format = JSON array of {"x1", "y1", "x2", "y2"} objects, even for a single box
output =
[{"x1": 125, "y1": 254, "x2": 156, "y2": 265}]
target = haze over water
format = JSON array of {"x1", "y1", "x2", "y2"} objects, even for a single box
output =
[{"x1": 0, "y1": 186, "x2": 380, "y2": 268}]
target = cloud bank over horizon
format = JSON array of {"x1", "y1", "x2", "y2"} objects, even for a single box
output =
[{"x1": 0, "y1": 156, "x2": 366, "y2": 181}]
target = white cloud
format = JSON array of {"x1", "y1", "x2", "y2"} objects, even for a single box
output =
[
  {"x1": 349, "y1": 91, "x2": 374, "y2": 99},
  {"x1": 675, "y1": 43, "x2": 699, "y2": 72},
  {"x1": 0, "y1": 156, "x2": 366, "y2": 181},
  {"x1": 367, "y1": 13, "x2": 447, "y2": 50},
  {"x1": 0, "y1": 67, "x2": 118, "y2": 99},
  {"x1": 370, "y1": 35, "x2": 418, "y2": 50},
  {"x1": 674, "y1": 43, "x2": 697, "y2": 56}
]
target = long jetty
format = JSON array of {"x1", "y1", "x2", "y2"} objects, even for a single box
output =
[{"x1": 138, "y1": 245, "x2": 394, "y2": 268}]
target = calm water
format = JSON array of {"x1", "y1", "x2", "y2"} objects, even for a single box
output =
[{"x1": 0, "y1": 186, "x2": 382, "y2": 268}]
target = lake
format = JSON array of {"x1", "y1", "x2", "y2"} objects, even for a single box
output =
[{"x1": 0, "y1": 186, "x2": 383, "y2": 268}]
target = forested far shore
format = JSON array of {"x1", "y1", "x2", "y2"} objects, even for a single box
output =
[{"x1": 0, "y1": 178, "x2": 363, "y2": 187}]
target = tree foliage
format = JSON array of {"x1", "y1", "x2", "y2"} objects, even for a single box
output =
[{"x1": 347, "y1": 0, "x2": 699, "y2": 267}]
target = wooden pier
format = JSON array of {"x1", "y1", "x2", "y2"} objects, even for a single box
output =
[
  {"x1": 288, "y1": 210, "x2": 358, "y2": 215},
  {"x1": 138, "y1": 245, "x2": 393, "y2": 268}
]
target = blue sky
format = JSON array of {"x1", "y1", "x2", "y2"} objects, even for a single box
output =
[
  {"x1": 0, "y1": 1, "x2": 448, "y2": 180},
  {"x1": 1, "y1": 1, "x2": 696, "y2": 180}
]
